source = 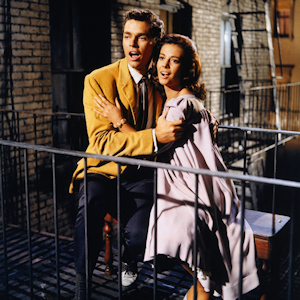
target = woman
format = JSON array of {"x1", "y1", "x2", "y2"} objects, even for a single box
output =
[{"x1": 94, "y1": 34, "x2": 259, "y2": 300}]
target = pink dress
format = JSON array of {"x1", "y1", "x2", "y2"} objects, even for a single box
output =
[{"x1": 144, "y1": 95, "x2": 259, "y2": 299}]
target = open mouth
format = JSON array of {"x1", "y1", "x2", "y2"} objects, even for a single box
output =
[
  {"x1": 160, "y1": 71, "x2": 170, "y2": 78},
  {"x1": 129, "y1": 51, "x2": 140, "y2": 61}
]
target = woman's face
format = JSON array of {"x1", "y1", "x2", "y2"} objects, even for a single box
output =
[{"x1": 157, "y1": 43, "x2": 184, "y2": 90}]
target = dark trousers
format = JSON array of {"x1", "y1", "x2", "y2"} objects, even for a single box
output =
[{"x1": 74, "y1": 166, "x2": 154, "y2": 275}]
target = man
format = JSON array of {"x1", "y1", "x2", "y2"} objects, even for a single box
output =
[{"x1": 70, "y1": 9, "x2": 184, "y2": 299}]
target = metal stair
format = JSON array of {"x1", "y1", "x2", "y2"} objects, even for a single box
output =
[{"x1": 226, "y1": 0, "x2": 281, "y2": 131}]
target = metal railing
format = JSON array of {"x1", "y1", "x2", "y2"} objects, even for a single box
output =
[
  {"x1": 206, "y1": 82, "x2": 300, "y2": 132},
  {"x1": 1, "y1": 126, "x2": 300, "y2": 299},
  {"x1": 0, "y1": 108, "x2": 87, "y2": 151},
  {"x1": 0, "y1": 82, "x2": 299, "y2": 298}
]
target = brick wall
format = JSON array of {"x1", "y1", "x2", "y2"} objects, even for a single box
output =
[
  {"x1": 189, "y1": 0, "x2": 223, "y2": 117},
  {"x1": 1, "y1": 0, "x2": 52, "y2": 143},
  {"x1": 0, "y1": 0, "x2": 54, "y2": 234}
]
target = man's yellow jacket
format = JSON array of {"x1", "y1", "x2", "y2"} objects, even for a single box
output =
[{"x1": 69, "y1": 58, "x2": 163, "y2": 193}]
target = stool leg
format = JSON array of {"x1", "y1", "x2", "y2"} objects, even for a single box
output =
[{"x1": 104, "y1": 220, "x2": 113, "y2": 275}]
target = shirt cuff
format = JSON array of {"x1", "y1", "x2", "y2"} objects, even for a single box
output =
[{"x1": 152, "y1": 128, "x2": 158, "y2": 153}]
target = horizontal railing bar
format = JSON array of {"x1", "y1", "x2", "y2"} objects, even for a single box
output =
[
  {"x1": 1, "y1": 138, "x2": 300, "y2": 189},
  {"x1": 249, "y1": 82, "x2": 300, "y2": 91},
  {"x1": 250, "y1": 135, "x2": 295, "y2": 158},
  {"x1": 0, "y1": 108, "x2": 84, "y2": 117},
  {"x1": 207, "y1": 82, "x2": 300, "y2": 93},
  {"x1": 219, "y1": 125, "x2": 300, "y2": 136}
]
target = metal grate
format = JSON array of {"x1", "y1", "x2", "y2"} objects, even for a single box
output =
[
  {"x1": 0, "y1": 225, "x2": 194, "y2": 299},
  {"x1": 2, "y1": 224, "x2": 299, "y2": 299}
]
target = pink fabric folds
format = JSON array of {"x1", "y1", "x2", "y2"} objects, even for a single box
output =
[{"x1": 144, "y1": 95, "x2": 259, "y2": 299}]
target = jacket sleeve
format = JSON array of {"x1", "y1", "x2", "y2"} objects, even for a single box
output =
[{"x1": 83, "y1": 73, "x2": 154, "y2": 158}]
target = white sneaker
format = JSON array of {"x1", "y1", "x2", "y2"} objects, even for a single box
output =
[{"x1": 121, "y1": 263, "x2": 138, "y2": 287}]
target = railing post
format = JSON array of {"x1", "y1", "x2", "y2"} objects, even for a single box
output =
[
  {"x1": 243, "y1": 130, "x2": 248, "y2": 175},
  {"x1": 288, "y1": 190, "x2": 295, "y2": 300},
  {"x1": 24, "y1": 148, "x2": 33, "y2": 297},
  {"x1": 153, "y1": 168, "x2": 157, "y2": 300},
  {"x1": 193, "y1": 174, "x2": 199, "y2": 300},
  {"x1": 17, "y1": 110, "x2": 25, "y2": 228},
  {"x1": 33, "y1": 113, "x2": 41, "y2": 232},
  {"x1": 83, "y1": 158, "x2": 89, "y2": 299},
  {"x1": 272, "y1": 133, "x2": 278, "y2": 236},
  {"x1": 117, "y1": 163, "x2": 122, "y2": 300},
  {"x1": 0, "y1": 145, "x2": 9, "y2": 298},
  {"x1": 238, "y1": 131, "x2": 247, "y2": 299},
  {"x1": 52, "y1": 153, "x2": 60, "y2": 299}
]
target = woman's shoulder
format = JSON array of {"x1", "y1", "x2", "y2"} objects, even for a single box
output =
[{"x1": 167, "y1": 94, "x2": 205, "y2": 111}]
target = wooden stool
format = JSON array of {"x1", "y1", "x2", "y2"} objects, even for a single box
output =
[{"x1": 245, "y1": 209, "x2": 291, "y2": 299}]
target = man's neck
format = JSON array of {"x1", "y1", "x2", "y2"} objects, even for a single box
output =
[{"x1": 128, "y1": 64, "x2": 144, "y2": 84}]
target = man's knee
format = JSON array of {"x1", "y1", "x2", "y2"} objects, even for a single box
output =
[{"x1": 77, "y1": 177, "x2": 116, "y2": 213}]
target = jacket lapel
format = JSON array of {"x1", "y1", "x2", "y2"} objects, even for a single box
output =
[
  {"x1": 118, "y1": 58, "x2": 164, "y2": 126},
  {"x1": 154, "y1": 89, "x2": 164, "y2": 124},
  {"x1": 118, "y1": 58, "x2": 138, "y2": 124}
]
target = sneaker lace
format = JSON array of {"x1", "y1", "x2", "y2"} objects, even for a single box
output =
[{"x1": 123, "y1": 263, "x2": 137, "y2": 275}]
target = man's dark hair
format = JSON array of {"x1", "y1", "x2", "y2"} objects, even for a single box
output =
[{"x1": 123, "y1": 9, "x2": 164, "y2": 41}]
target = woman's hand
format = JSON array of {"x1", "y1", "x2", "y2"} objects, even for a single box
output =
[
  {"x1": 94, "y1": 94, "x2": 123, "y2": 125},
  {"x1": 93, "y1": 94, "x2": 136, "y2": 132}
]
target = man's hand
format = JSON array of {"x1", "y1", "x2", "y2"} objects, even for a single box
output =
[
  {"x1": 207, "y1": 110, "x2": 219, "y2": 143},
  {"x1": 155, "y1": 107, "x2": 184, "y2": 144}
]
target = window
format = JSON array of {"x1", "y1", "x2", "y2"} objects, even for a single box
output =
[
  {"x1": 274, "y1": 0, "x2": 295, "y2": 38},
  {"x1": 277, "y1": 8, "x2": 290, "y2": 37},
  {"x1": 220, "y1": 17, "x2": 232, "y2": 68},
  {"x1": 160, "y1": 1, "x2": 192, "y2": 37},
  {"x1": 220, "y1": 15, "x2": 240, "y2": 118}
]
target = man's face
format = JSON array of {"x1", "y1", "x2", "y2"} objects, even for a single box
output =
[{"x1": 123, "y1": 20, "x2": 154, "y2": 75}]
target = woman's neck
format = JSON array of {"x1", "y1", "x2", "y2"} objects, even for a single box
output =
[{"x1": 165, "y1": 86, "x2": 192, "y2": 102}]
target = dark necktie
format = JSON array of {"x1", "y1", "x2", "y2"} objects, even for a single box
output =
[{"x1": 136, "y1": 77, "x2": 148, "y2": 130}]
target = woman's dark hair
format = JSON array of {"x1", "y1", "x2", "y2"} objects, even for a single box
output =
[
  {"x1": 123, "y1": 9, "x2": 164, "y2": 42},
  {"x1": 151, "y1": 33, "x2": 206, "y2": 100}
]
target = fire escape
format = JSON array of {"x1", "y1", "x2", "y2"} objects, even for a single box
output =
[
  {"x1": 226, "y1": 0, "x2": 281, "y2": 131},
  {"x1": 1, "y1": 1, "x2": 300, "y2": 299},
  {"x1": 219, "y1": 1, "x2": 290, "y2": 215}
]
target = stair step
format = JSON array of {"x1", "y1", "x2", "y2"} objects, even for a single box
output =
[
  {"x1": 243, "y1": 46, "x2": 268, "y2": 50},
  {"x1": 241, "y1": 29, "x2": 267, "y2": 32},
  {"x1": 236, "y1": 11, "x2": 265, "y2": 15},
  {"x1": 242, "y1": 79, "x2": 272, "y2": 82}
]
